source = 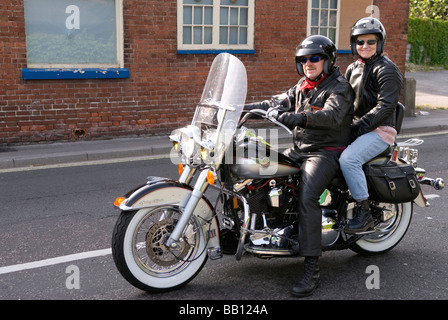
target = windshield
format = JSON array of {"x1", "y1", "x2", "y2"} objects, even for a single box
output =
[{"x1": 191, "y1": 53, "x2": 247, "y2": 165}]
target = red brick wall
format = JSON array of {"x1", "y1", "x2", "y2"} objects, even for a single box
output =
[
  {"x1": 0, "y1": 0, "x2": 409, "y2": 145},
  {"x1": 372, "y1": 0, "x2": 409, "y2": 77}
]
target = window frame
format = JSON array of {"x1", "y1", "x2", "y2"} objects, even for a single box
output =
[
  {"x1": 306, "y1": 0, "x2": 341, "y2": 48},
  {"x1": 177, "y1": 0, "x2": 255, "y2": 54},
  {"x1": 22, "y1": 0, "x2": 127, "y2": 80}
]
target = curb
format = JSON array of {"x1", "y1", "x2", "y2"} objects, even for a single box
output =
[{"x1": 1, "y1": 122, "x2": 447, "y2": 170}]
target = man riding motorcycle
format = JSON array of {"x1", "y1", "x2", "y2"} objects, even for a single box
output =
[{"x1": 244, "y1": 35, "x2": 354, "y2": 297}]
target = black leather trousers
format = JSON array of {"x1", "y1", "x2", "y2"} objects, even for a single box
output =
[{"x1": 284, "y1": 147, "x2": 341, "y2": 256}]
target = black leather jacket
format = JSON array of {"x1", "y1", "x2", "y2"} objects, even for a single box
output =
[
  {"x1": 245, "y1": 67, "x2": 354, "y2": 152},
  {"x1": 345, "y1": 55, "x2": 403, "y2": 139}
]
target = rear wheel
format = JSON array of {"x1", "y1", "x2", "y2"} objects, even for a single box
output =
[
  {"x1": 112, "y1": 206, "x2": 208, "y2": 292},
  {"x1": 349, "y1": 202, "x2": 413, "y2": 255}
]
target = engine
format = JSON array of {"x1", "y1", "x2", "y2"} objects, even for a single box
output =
[
  {"x1": 242, "y1": 178, "x2": 297, "y2": 229},
  {"x1": 240, "y1": 177, "x2": 341, "y2": 251}
]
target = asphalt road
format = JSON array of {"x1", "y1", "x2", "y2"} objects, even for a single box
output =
[{"x1": 0, "y1": 133, "x2": 446, "y2": 303}]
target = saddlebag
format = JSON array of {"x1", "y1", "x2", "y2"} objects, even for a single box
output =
[{"x1": 364, "y1": 162, "x2": 420, "y2": 203}]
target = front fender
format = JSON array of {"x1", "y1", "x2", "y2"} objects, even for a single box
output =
[
  {"x1": 116, "y1": 178, "x2": 220, "y2": 249},
  {"x1": 119, "y1": 179, "x2": 191, "y2": 210}
]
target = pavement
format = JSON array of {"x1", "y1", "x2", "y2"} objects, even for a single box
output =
[
  {"x1": 407, "y1": 70, "x2": 448, "y2": 108},
  {"x1": 1, "y1": 70, "x2": 448, "y2": 170}
]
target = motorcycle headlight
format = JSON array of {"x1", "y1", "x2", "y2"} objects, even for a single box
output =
[
  {"x1": 181, "y1": 136, "x2": 197, "y2": 158},
  {"x1": 170, "y1": 126, "x2": 202, "y2": 162},
  {"x1": 200, "y1": 146, "x2": 210, "y2": 160},
  {"x1": 200, "y1": 137, "x2": 218, "y2": 164},
  {"x1": 200, "y1": 146, "x2": 216, "y2": 164},
  {"x1": 169, "y1": 133, "x2": 181, "y2": 152},
  {"x1": 172, "y1": 141, "x2": 179, "y2": 152}
]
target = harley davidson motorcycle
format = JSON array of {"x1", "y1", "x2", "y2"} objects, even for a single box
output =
[{"x1": 111, "y1": 53, "x2": 444, "y2": 292}]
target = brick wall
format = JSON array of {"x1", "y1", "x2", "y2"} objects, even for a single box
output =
[
  {"x1": 373, "y1": 0, "x2": 409, "y2": 76},
  {"x1": 0, "y1": 0, "x2": 409, "y2": 145}
]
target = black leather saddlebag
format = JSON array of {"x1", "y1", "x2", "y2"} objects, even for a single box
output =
[{"x1": 364, "y1": 162, "x2": 420, "y2": 203}]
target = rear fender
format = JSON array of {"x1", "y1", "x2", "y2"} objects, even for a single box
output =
[
  {"x1": 117, "y1": 178, "x2": 220, "y2": 249},
  {"x1": 414, "y1": 189, "x2": 428, "y2": 208}
]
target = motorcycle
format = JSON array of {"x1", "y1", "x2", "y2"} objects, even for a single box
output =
[{"x1": 111, "y1": 53, "x2": 444, "y2": 292}]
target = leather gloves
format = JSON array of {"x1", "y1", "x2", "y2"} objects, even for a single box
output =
[{"x1": 278, "y1": 112, "x2": 307, "y2": 130}]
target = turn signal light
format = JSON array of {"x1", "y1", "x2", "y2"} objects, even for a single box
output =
[
  {"x1": 114, "y1": 197, "x2": 126, "y2": 207},
  {"x1": 207, "y1": 170, "x2": 216, "y2": 185},
  {"x1": 233, "y1": 197, "x2": 238, "y2": 209}
]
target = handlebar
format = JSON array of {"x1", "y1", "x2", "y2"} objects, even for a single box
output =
[{"x1": 246, "y1": 108, "x2": 293, "y2": 135}]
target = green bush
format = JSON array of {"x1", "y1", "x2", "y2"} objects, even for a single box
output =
[
  {"x1": 410, "y1": 0, "x2": 448, "y2": 21},
  {"x1": 408, "y1": 17, "x2": 448, "y2": 67}
]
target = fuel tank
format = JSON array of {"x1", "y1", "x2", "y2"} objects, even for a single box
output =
[{"x1": 230, "y1": 137, "x2": 300, "y2": 179}]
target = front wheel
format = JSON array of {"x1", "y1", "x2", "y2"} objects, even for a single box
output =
[
  {"x1": 349, "y1": 202, "x2": 413, "y2": 255},
  {"x1": 112, "y1": 206, "x2": 208, "y2": 292}
]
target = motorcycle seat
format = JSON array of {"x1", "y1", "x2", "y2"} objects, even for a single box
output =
[
  {"x1": 329, "y1": 171, "x2": 348, "y2": 189},
  {"x1": 329, "y1": 102, "x2": 405, "y2": 190},
  {"x1": 329, "y1": 152, "x2": 391, "y2": 190}
]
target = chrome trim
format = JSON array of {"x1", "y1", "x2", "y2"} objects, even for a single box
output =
[
  {"x1": 118, "y1": 201, "x2": 180, "y2": 211},
  {"x1": 244, "y1": 244, "x2": 296, "y2": 257}
]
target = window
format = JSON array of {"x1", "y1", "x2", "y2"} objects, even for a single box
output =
[
  {"x1": 22, "y1": 0, "x2": 127, "y2": 79},
  {"x1": 177, "y1": 0, "x2": 255, "y2": 53},
  {"x1": 307, "y1": 0, "x2": 340, "y2": 46},
  {"x1": 308, "y1": 0, "x2": 377, "y2": 52}
]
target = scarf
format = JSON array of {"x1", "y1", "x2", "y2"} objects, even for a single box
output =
[{"x1": 298, "y1": 73, "x2": 327, "y2": 92}]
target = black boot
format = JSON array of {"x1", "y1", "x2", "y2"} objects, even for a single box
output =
[
  {"x1": 291, "y1": 256, "x2": 320, "y2": 297},
  {"x1": 345, "y1": 199, "x2": 374, "y2": 233}
]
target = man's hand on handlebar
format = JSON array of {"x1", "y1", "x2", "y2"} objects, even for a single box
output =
[{"x1": 277, "y1": 112, "x2": 307, "y2": 130}]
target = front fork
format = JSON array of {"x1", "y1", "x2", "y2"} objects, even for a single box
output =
[
  {"x1": 167, "y1": 164, "x2": 252, "y2": 258},
  {"x1": 235, "y1": 195, "x2": 250, "y2": 260},
  {"x1": 165, "y1": 167, "x2": 208, "y2": 248}
]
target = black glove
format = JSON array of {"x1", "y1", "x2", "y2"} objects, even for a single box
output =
[
  {"x1": 278, "y1": 112, "x2": 307, "y2": 130},
  {"x1": 243, "y1": 101, "x2": 270, "y2": 111},
  {"x1": 271, "y1": 93, "x2": 291, "y2": 111}
]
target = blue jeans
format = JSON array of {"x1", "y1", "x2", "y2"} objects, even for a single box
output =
[{"x1": 339, "y1": 132, "x2": 390, "y2": 201}]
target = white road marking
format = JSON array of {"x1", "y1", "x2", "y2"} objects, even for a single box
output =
[
  {"x1": 424, "y1": 194, "x2": 440, "y2": 199},
  {"x1": 0, "y1": 248, "x2": 112, "y2": 275},
  {"x1": 0, "y1": 154, "x2": 170, "y2": 173},
  {"x1": 398, "y1": 130, "x2": 448, "y2": 139}
]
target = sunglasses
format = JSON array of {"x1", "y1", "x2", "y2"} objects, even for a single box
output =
[
  {"x1": 299, "y1": 56, "x2": 324, "y2": 64},
  {"x1": 356, "y1": 39, "x2": 377, "y2": 46}
]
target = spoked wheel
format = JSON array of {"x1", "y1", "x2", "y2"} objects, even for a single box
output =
[
  {"x1": 112, "y1": 206, "x2": 208, "y2": 292},
  {"x1": 350, "y1": 202, "x2": 413, "y2": 255}
]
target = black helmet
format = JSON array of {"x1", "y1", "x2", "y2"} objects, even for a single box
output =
[
  {"x1": 350, "y1": 17, "x2": 386, "y2": 55},
  {"x1": 295, "y1": 35, "x2": 336, "y2": 76}
]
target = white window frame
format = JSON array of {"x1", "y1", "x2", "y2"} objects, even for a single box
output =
[
  {"x1": 24, "y1": 0, "x2": 124, "y2": 69},
  {"x1": 177, "y1": 0, "x2": 255, "y2": 53},
  {"x1": 306, "y1": 0, "x2": 340, "y2": 47}
]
